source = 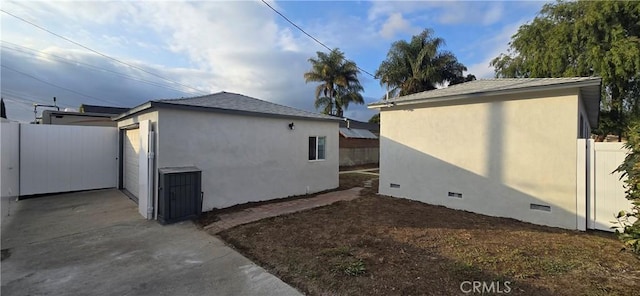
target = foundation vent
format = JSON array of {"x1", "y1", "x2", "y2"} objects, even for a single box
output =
[
  {"x1": 530, "y1": 203, "x2": 551, "y2": 212},
  {"x1": 448, "y1": 192, "x2": 463, "y2": 198},
  {"x1": 390, "y1": 183, "x2": 401, "y2": 188}
]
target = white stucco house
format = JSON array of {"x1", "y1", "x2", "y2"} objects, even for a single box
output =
[
  {"x1": 114, "y1": 92, "x2": 339, "y2": 219},
  {"x1": 369, "y1": 77, "x2": 602, "y2": 230}
]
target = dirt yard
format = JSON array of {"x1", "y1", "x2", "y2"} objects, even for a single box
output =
[{"x1": 218, "y1": 175, "x2": 640, "y2": 295}]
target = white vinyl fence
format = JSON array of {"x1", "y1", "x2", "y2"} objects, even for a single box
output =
[
  {"x1": 585, "y1": 140, "x2": 635, "y2": 232},
  {"x1": 1, "y1": 122, "x2": 118, "y2": 197}
]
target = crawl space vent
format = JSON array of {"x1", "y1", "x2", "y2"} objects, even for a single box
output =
[
  {"x1": 390, "y1": 183, "x2": 401, "y2": 188},
  {"x1": 448, "y1": 192, "x2": 463, "y2": 198},
  {"x1": 530, "y1": 203, "x2": 551, "y2": 212}
]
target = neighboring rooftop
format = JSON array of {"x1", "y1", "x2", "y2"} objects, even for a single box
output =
[
  {"x1": 339, "y1": 118, "x2": 380, "y2": 134},
  {"x1": 339, "y1": 128, "x2": 378, "y2": 139},
  {"x1": 79, "y1": 104, "x2": 130, "y2": 115},
  {"x1": 369, "y1": 77, "x2": 601, "y2": 126},
  {"x1": 116, "y1": 92, "x2": 339, "y2": 121}
]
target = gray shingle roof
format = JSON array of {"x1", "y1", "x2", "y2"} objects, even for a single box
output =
[
  {"x1": 152, "y1": 92, "x2": 338, "y2": 121},
  {"x1": 370, "y1": 77, "x2": 601, "y2": 105}
]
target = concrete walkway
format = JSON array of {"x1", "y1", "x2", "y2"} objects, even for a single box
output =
[
  {"x1": 204, "y1": 187, "x2": 363, "y2": 234},
  {"x1": 339, "y1": 168, "x2": 379, "y2": 176},
  {"x1": 1, "y1": 189, "x2": 300, "y2": 296}
]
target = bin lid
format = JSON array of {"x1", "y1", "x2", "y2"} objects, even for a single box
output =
[{"x1": 158, "y1": 166, "x2": 201, "y2": 174}]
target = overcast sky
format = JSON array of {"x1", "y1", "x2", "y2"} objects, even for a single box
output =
[{"x1": 0, "y1": 1, "x2": 547, "y2": 123}]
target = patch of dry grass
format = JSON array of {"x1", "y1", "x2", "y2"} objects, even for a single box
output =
[{"x1": 220, "y1": 181, "x2": 640, "y2": 295}]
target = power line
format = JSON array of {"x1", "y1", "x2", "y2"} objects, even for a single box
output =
[
  {"x1": 1, "y1": 91, "x2": 75, "y2": 118},
  {"x1": 1, "y1": 95, "x2": 46, "y2": 109},
  {"x1": 1, "y1": 41, "x2": 201, "y2": 96},
  {"x1": 1, "y1": 64, "x2": 120, "y2": 106},
  {"x1": 259, "y1": 0, "x2": 376, "y2": 78},
  {"x1": 1, "y1": 9, "x2": 207, "y2": 95},
  {"x1": 1, "y1": 90, "x2": 57, "y2": 105},
  {"x1": 1, "y1": 89, "x2": 73, "y2": 108}
]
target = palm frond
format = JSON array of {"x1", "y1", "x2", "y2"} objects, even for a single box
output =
[
  {"x1": 303, "y1": 48, "x2": 364, "y2": 115},
  {"x1": 375, "y1": 28, "x2": 469, "y2": 96}
]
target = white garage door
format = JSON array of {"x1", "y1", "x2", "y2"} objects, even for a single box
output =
[{"x1": 124, "y1": 128, "x2": 140, "y2": 200}]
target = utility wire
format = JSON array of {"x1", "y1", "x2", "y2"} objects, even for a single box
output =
[
  {"x1": 1, "y1": 64, "x2": 121, "y2": 106},
  {"x1": 1, "y1": 88, "x2": 72, "y2": 108},
  {"x1": 1, "y1": 90, "x2": 75, "y2": 117},
  {"x1": 1, "y1": 94, "x2": 50, "y2": 108},
  {"x1": 1, "y1": 41, "x2": 201, "y2": 96},
  {"x1": 1, "y1": 89, "x2": 52, "y2": 104},
  {"x1": 1, "y1": 9, "x2": 207, "y2": 95},
  {"x1": 259, "y1": 0, "x2": 376, "y2": 78}
]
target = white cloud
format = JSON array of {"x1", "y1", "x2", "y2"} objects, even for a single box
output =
[
  {"x1": 465, "y1": 22, "x2": 522, "y2": 79},
  {"x1": 0, "y1": 0, "x2": 542, "y2": 123},
  {"x1": 0, "y1": 1, "x2": 330, "y2": 122},
  {"x1": 368, "y1": 1, "x2": 505, "y2": 26},
  {"x1": 379, "y1": 13, "x2": 416, "y2": 39},
  {"x1": 482, "y1": 4, "x2": 504, "y2": 26}
]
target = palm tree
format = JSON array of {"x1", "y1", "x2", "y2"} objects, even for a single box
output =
[
  {"x1": 375, "y1": 29, "x2": 472, "y2": 97},
  {"x1": 304, "y1": 49, "x2": 364, "y2": 117}
]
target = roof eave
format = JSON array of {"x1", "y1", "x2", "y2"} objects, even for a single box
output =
[
  {"x1": 44, "y1": 110, "x2": 116, "y2": 118},
  {"x1": 114, "y1": 100, "x2": 340, "y2": 122},
  {"x1": 368, "y1": 78, "x2": 602, "y2": 109},
  {"x1": 580, "y1": 84, "x2": 601, "y2": 128},
  {"x1": 112, "y1": 102, "x2": 153, "y2": 121}
]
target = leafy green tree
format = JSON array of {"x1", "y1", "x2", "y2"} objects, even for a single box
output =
[
  {"x1": 592, "y1": 111, "x2": 627, "y2": 141},
  {"x1": 375, "y1": 29, "x2": 472, "y2": 97},
  {"x1": 304, "y1": 49, "x2": 364, "y2": 117},
  {"x1": 368, "y1": 113, "x2": 380, "y2": 124},
  {"x1": 491, "y1": 1, "x2": 640, "y2": 139},
  {"x1": 614, "y1": 119, "x2": 640, "y2": 256},
  {"x1": 449, "y1": 74, "x2": 477, "y2": 86}
]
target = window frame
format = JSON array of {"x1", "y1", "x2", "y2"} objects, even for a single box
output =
[{"x1": 308, "y1": 136, "x2": 326, "y2": 161}]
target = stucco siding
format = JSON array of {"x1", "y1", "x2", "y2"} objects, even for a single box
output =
[
  {"x1": 379, "y1": 89, "x2": 581, "y2": 229},
  {"x1": 157, "y1": 108, "x2": 338, "y2": 210}
]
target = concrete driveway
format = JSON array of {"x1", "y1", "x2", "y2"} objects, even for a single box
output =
[{"x1": 1, "y1": 189, "x2": 301, "y2": 296}]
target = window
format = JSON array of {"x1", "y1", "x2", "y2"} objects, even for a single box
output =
[{"x1": 308, "y1": 136, "x2": 326, "y2": 160}]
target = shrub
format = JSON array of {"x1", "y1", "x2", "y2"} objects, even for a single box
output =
[{"x1": 613, "y1": 119, "x2": 640, "y2": 256}]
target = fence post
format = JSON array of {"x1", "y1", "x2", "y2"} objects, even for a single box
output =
[
  {"x1": 586, "y1": 139, "x2": 595, "y2": 229},
  {"x1": 576, "y1": 139, "x2": 587, "y2": 231}
]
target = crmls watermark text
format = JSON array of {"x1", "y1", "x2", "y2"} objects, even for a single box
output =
[{"x1": 460, "y1": 281, "x2": 512, "y2": 294}]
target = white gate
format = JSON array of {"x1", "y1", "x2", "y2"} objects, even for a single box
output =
[
  {"x1": 19, "y1": 124, "x2": 118, "y2": 196},
  {"x1": 587, "y1": 140, "x2": 634, "y2": 232}
]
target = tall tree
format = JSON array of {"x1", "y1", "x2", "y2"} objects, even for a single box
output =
[
  {"x1": 375, "y1": 29, "x2": 472, "y2": 98},
  {"x1": 491, "y1": 0, "x2": 640, "y2": 139},
  {"x1": 304, "y1": 49, "x2": 364, "y2": 117},
  {"x1": 368, "y1": 113, "x2": 380, "y2": 124},
  {"x1": 1, "y1": 98, "x2": 6, "y2": 119}
]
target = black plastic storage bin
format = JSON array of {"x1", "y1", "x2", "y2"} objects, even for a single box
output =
[{"x1": 158, "y1": 167, "x2": 202, "y2": 224}]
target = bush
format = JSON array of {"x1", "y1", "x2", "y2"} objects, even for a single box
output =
[{"x1": 613, "y1": 119, "x2": 640, "y2": 256}]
